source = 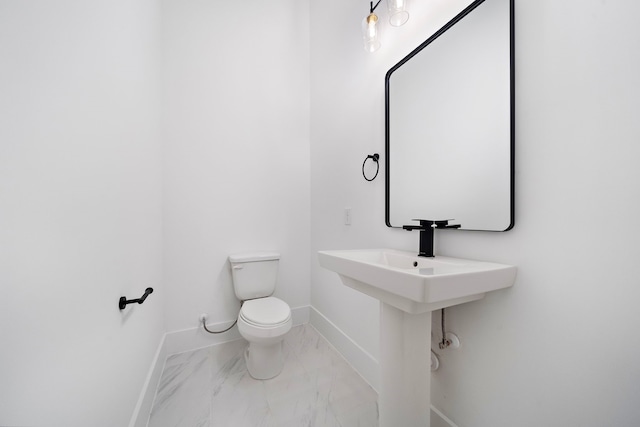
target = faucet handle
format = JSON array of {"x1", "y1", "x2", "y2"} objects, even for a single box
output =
[
  {"x1": 402, "y1": 224, "x2": 424, "y2": 231},
  {"x1": 403, "y1": 220, "x2": 433, "y2": 230}
]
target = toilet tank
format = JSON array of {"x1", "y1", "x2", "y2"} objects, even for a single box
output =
[{"x1": 229, "y1": 252, "x2": 280, "y2": 301}]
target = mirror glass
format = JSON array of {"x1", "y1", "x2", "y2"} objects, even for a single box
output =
[{"x1": 385, "y1": 0, "x2": 514, "y2": 231}]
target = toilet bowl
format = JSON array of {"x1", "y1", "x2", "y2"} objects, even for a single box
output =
[
  {"x1": 229, "y1": 252, "x2": 292, "y2": 380},
  {"x1": 237, "y1": 297, "x2": 292, "y2": 379}
]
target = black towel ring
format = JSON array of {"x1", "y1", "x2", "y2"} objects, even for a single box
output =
[{"x1": 362, "y1": 153, "x2": 380, "y2": 181}]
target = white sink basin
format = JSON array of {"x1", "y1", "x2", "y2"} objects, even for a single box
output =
[{"x1": 318, "y1": 248, "x2": 516, "y2": 313}]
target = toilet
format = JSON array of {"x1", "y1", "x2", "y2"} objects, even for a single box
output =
[{"x1": 229, "y1": 252, "x2": 292, "y2": 380}]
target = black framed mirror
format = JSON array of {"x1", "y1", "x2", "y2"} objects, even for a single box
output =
[{"x1": 385, "y1": 0, "x2": 514, "y2": 231}]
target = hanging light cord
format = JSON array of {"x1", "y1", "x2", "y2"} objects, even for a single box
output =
[
  {"x1": 370, "y1": 0, "x2": 382, "y2": 13},
  {"x1": 202, "y1": 301, "x2": 244, "y2": 334}
]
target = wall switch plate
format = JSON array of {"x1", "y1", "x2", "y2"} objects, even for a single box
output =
[{"x1": 344, "y1": 208, "x2": 352, "y2": 225}]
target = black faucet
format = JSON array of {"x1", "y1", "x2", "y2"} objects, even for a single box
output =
[{"x1": 402, "y1": 219, "x2": 461, "y2": 257}]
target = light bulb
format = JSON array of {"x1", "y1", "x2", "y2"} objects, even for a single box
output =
[{"x1": 362, "y1": 12, "x2": 381, "y2": 52}]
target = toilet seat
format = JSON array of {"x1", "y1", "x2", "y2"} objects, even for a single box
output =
[
  {"x1": 237, "y1": 296, "x2": 292, "y2": 344},
  {"x1": 240, "y1": 297, "x2": 291, "y2": 327}
]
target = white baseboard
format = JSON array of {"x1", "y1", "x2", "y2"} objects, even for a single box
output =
[
  {"x1": 164, "y1": 304, "x2": 309, "y2": 356},
  {"x1": 129, "y1": 335, "x2": 167, "y2": 427},
  {"x1": 309, "y1": 306, "x2": 380, "y2": 392},
  {"x1": 163, "y1": 319, "x2": 243, "y2": 356},
  {"x1": 129, "y1": 305, "x2": 310, "y2": 426},
  {"x1": 431, "y1": 404, "x2": 459, "y2": 427}
]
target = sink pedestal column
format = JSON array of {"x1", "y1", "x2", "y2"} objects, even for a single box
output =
[{"x1": 379, "y1": 302, "x2": 432, "y2": 427}]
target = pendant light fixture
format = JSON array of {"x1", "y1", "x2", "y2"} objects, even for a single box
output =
[
  {"x1": 362, "y1": 0, "x2": 410, "y2": 52},
  {"x1": 362, "y1": 0, "x2": 382, "y2": 53},
  {"x1": 387, "y1": 0, "x2": 409, "y2": 27}
]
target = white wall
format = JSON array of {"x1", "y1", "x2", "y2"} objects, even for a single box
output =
[
  {"x1": 0, "y1": 1, "x2": 164, "y2": 426},
  {"x1": 310, "y1": 0, "x2": 640, "y2": 426},
  {"x1": 160, "y1": 0, "x2": 311, "y2": 334}
]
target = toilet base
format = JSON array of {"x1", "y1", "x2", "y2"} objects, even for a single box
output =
[{"x1": 245, "y1": 341, "x2": 285, "y2": 380}]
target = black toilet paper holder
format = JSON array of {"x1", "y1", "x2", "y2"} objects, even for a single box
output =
[{"x1": 119, "y1": 287, "x2": 154, "y2": 310}]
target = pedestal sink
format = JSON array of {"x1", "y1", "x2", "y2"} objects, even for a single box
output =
[{"x1": 318, "y1": 249, "x2": 516, "y2": 427}]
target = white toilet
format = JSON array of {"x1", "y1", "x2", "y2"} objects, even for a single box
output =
[{"x1": 229, "y1": 252, "x2": 292, "y2": 380}]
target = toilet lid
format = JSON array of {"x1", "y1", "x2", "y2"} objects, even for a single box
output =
[{"x1": 241, "y1": 297, "x2": 290, "y2": 326}]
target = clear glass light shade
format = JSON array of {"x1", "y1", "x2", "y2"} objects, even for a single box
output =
[
  {"x1": 387, "y1": 0, "x2": 409, "y2": 27},
  {"x1": 362, "y1": 13, "x2": 381, "y2": 52}
]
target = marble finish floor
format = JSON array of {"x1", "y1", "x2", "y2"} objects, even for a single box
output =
[{"x1": 147, "y1": 324, "x2": 379, "y2": 427}]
